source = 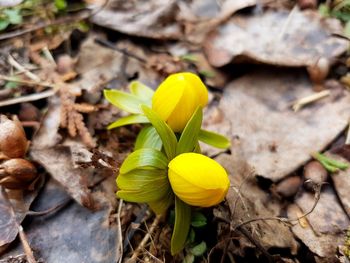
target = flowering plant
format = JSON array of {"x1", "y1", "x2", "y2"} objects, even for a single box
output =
[{"x1": 104, "y1": 72, "x2": 231, "y2": 254}]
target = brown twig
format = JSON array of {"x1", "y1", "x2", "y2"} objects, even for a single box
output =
[
  {"x1": 18, "y1": 225, "x2": 37, "y2": 263},
  {"x1": 0, "y1": 89, "x2": 56, "y2": 107},
  {"x1": 0, "y1": 10, "x2": 90, "y2": 41},
  {"x1": 127, "y1": 214, "x2": 162, "y2": 263},
  {"x1": 0, "y1": 74, "x2": 54, "y2": 87},
  {"x1": 231, "y1": 183, "x2": 322, "y2": 230},
  {"x1": 116, "y1": 199, "x2": 124, "y2": 263},
  {"x1": 27, "y1": 198, "x2": 71, "y2": 216}
]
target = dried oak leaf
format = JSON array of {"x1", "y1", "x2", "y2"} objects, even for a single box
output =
[
  {"x1": 204, "y1": 10, "x2": 348, "y2": 67},
  {"x1": 205, "y1": 69, "x2": 350, "y2": 181}
]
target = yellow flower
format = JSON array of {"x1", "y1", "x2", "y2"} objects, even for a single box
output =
[
  {"x1": 152, "y1": 72, "x2": 208, "y2": 132},
  {"x1": 168, "y1": 153, "x2": 230, "y2": 207}
]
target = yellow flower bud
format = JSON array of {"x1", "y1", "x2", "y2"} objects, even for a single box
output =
[
  {"x1": 168, "y1": 153, "x2": 230, "y2": 207},
  {"x1": 152, "y1": 72, "x2": 208, "y2": 132}
]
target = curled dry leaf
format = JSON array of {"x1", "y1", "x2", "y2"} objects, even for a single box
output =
[
  {"x1": 205, "y1": 69, "x2": 350, "y2": 181},
  {"x1": 30, "y1": 97, "x2": 95, "y2": 209},
  {"x1": 204, "y1": 10, "x2": 348, "y2": 67}
]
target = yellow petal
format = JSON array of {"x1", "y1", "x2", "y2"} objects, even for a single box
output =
[
  {"x1": 168, "y1": 153, "x2": 230, "y2": 207},
  {"x1": 152, "y1": 77, "x2": 185, "y2": 121},
  {"x1": 152, "y1": 72, "x2": 209, "y2": 132}
]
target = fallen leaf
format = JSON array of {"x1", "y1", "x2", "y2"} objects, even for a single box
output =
[
  {"x1": 206, "y1": 69, "x2": 350, "y2": 181},
  {"x1": 0, "y1": 186, "x2": 40, "y2": 251},
  {"x1": 216, "y1": 151, "x2": 298, "y2": 255},
  {"x1": 0, "y1": 189, "x2": 17, "y2": 248},
  {"x1": 90, "y1": 0, "x2": 181, "y2": 40},
  {"x1": 288, "y1": 185, "x2": 349, "y2": 261},
  {"x1": 1, "y1": 179, "x2": 121, "y2": 263},
  {"x1": 30, "y1": 98, "x2": 95, "y2": 209},
  {"x1": 204, "y1": 10, "x2": 348, "y2": 67}
]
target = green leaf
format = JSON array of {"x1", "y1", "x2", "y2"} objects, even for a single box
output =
[
  {"x1": 312, "y1": 153, "x2": 349, "y2": 173},
  {"x1": 200, "y1": 70, "x2": 215, "y2": 78},
  {"x1": 171, "y1": 197, "x2": 191, "y2": 255},
  {"x1": 4, "y1": 80, "x2": 18, "y2": 89},
  {"x1": 176, "y1": 107, "x2": 202, "y2": 155},
  {"x1": 107, "y1": 114, "x2": 149, "y2": 129},
  {"x1": 4, "y1": 9, "x2": 22, "y2": 25},
  {"x1": 117, "y1": 169, "x2": 170, "y2": 202},
  {"x1": 198, "y1": 129, "x2": 230, "y2": 149},
  {"x1": 55, "y1": 0, "x2": 67, "y2": 10},
  {"x1": 104, "y1": 89, "x2": 147, "y2": 114},
  {"x1": 0, "y1": 19, "x2": 10, "y2": 31},
  {"x1": 182, "y1": 254, "x2": 195, "y2": 263},
  {"x1": 129, "y1": 81, "x2": 154, "y2": 101},
  {"x1": 180, "y1": 54, "x2": 198, "y2": 62},
  {"x1": 135, "y1": 126, "x2": 162, "y2": 150},
  {"x1": 187, "y1": 228, "x2": 196, "y2": 244},
  {"x1": 191, "y1": 212, "x2": 207, "y2": 228},
  {"x1": 142, "y1": 105, "x2": 177, "y2": 160},
  {"x1": 190, "y1": 241, "x2": 207, "y2": 256},
  {"x1": 148, "y1": 190, "x2": 174, "y2": 215},
  {"x1": 120, "y1": 148, "x2": 168, "y2": 174}
]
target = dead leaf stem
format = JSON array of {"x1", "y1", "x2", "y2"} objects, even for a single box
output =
[{"x1": 18, "y1": 225, "x2": 37, "y2": 263}]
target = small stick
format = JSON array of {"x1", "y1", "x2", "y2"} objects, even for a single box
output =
[
  {"x1": 0, "y1": 74, "x2": 54, "y2": 87},
  {"x1": 346, "y1": 120, "x2": 350, "y2": 145},
  {"x1": 116, "y1": 199, "x2": 124, "y2": 263},
  {"x1": 8, "y1": 55, "x2": 41, "y2": 82},
  {"x1": 292, "y1": 90, "x2": 330, "y2": 112},
  {"x1": 277, "y1": 5, "x2": 298, "y2": 41},
  {"x1": 127, "y1": 214, "x2": 162, "y2": 263},
  {"x1": 18, "y1": 225, "x2": 37, "y2": 263},
  {"x1": 27, "y1": 198, "x2": 71, "y2": 216},
  {"x1": 0, "y1": 89, "x2": 56, "y2": 107}
]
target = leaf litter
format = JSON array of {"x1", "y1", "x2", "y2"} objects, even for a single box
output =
[{"x1": 1, "y1": 0, "x2": 350, "y2": 262}]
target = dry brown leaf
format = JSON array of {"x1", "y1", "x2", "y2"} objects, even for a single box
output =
[
  {"x1": 216, "y1": 152, "x2": 299, "y2": 255},
  {"x1": 30, "y1": 98, "x2": 95, "y2": 209},
  {"x1": 206, "y1": 69, "x2": 350, "y2": 181},
  {"x1": 0, "y1": 187, "x2": 41, "y2": 251},
  {"x1": 1, "y1": 179, "x2": 121, "y2": 263},
  {"x1": 90, "y1": 0, "x2": 181, "y2": 40},
  {"x1": 204, "y1": 10, "x2": 348, "y2": 67},
  {"x1": 288, "y1": 186, "x2": 349, "y2": 262}
]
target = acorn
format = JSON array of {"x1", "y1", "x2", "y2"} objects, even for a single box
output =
[
  {"x1": 307, "y1": 57, "x2": 330, "y2": 84},
  {"x1": 0, "y1": 115, "x2": 28, "y2": 159},
  {"x1": 0, "y1": 158, "x2": 37, "y2": 189}
]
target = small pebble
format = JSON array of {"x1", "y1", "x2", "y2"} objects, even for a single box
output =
[
  {"x1": 276, "y1": 175, "x2": 301, "y2": 198},
  {"x1": 303, "y1": 161, "x2": 328, "y2": 190}
]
